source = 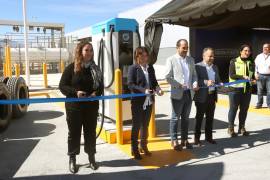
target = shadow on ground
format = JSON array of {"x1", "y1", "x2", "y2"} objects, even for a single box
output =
[
  {"x1": 0, "y1": 109, "x2": 63, "y2": 179},
  {"x1": 155, "y1": 113, "x2": 228, "y2": 137},
  {"x1": 190, "y1": 128, "x2": 270, "y2": 161},
  {"x1": 12, "y1": 162, "x2": 224, "y2": 180}
]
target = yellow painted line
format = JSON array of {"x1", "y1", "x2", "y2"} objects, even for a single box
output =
[
  {"x1": 158, "y1": 80, "x2": 168, "y2": 85},
  {"x1": 158, "y1": 81, "x2": 170, "y2": 88},
  {"x1": 117, "y1": 138, "x2": 195, "y2": 169},
  {"x1": 43, "y1": 91, "x2": 65, "y2": 108},
  {"x1": 29, "y1": 92, "x2": 50, "y2": 98},
  {"x1": 56, "y1": 102, "x2": 65, "y2": 108},
  {"x1": 217, "y1": 98, "x2": 270, "y2": 116},
  {"x1": 96, "y1": 128, "x2": 131, "y2": 144}
]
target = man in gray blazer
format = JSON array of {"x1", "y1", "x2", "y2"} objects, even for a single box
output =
[
  {"x1": 193, "y1": 47, "x2": 222, "y2": 146},
  {"x1": 165, "y1": 39, "x2": 198, "y2": 150}
]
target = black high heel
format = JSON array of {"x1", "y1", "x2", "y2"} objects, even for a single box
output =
[
  {"x1": 139, "y1": 146, "x2": 152, "y2": 156},
  {"x1": 88, "y1": 155, "x2": 99, "y2": 170},
  {"x1": 131, "y1": 150, "x2": 142, "y2": 160},
  {"x1": 69, "y1": 155, "x2": 77, "y2": 174}
]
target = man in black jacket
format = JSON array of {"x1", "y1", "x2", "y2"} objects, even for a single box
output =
[{"x1": 193, "y1": 47, "x2": 222, "y2": 146}]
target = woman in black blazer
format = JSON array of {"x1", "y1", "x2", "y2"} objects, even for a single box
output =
[
  {"x1": 128, "y1": 47, "x2": 163, "y2": 160},
  {"x1": 59, "y1": 42, "x2": 103, "y2": 173}
]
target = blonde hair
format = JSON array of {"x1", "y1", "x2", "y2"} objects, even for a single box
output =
[{"x1": 74, "y1": 41, "x2": 92, "y2": 73}]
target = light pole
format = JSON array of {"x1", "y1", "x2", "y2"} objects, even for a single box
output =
[{"x1": 23, "y1": 0, "x2": 30, "y2": 86}]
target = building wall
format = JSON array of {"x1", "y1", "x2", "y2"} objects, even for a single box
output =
[{"x1": 65, "y1": 26, "x2": 92, "y2": 40}]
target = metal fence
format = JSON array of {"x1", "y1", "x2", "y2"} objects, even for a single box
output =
[{"x1": 0, "y1": 33, "x2": 79, "y2": 75}]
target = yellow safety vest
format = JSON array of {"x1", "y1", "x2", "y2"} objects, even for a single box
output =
[{"x1": 229, "y1": 57, "x2": 253, "y2": 92}]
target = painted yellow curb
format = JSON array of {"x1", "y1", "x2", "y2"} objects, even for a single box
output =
[
  {"x1": 96, "y1": 127, "x2": 131, "y2": 144},
  {"x1": 117, "y1": 138, "x2": 195, "y2": 169},
  {"x1": 217, "y1": 98, "x2": 270, "y2": 116},
  {"x1": 29, "y1": 92, "x2": 50, "y2": 98}
]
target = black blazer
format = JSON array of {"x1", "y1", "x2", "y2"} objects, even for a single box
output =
[
  {"x1": 59, "y1": 63, "x2": 103, "y2": 109},
  {"x1": 193, "y1": 62, "x2": 221, "y2": 103},
  {"x1": 128, "y1": 64, "x2": 159, "y2": 103}
]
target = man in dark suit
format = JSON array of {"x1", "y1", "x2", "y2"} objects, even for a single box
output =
[{"x1": 193, "y1": 47, "x2": 222, "y2": 146}]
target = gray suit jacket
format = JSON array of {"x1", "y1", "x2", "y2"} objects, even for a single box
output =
[
  {"x1": 165, "y1": 53, "x2": 198, "y2": 100},
  {"x1": 193, "y1": 61, "x2": 221, "y2": 103}
]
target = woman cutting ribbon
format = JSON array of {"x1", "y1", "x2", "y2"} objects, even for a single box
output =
[{"x1": 128, "y1": 47, "x2": 163, "y2": 160}]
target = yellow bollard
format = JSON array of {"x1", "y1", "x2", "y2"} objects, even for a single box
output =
[
  {"x1": 3, "y1": 63, "x2": 6, "y2": 77},
  {"x1": 60, "y1": 61, "x2": 65, "y2": 73},
  {"x1": 6, "y1": 47, "x2": 10, "y2": 77},
  {"x1": 8, "y1": 46, "x2": 12, "y2": 77},
  {"x1": 115, "y1": 69, "x2": 123, "y2": 145},
  {"x1": 42, "y1": 63, "x2": 48, "y2": 88},
  {"x1": 148, "y1": 104, "x2": 156, "y2": 138},
  {"x1": 5, "y1": 46, "x2": 12, "y2": 77},
  {"x1": 4, "y1": 47, "x2": 7, "y2": 77},
  {"x1": 8, "y1": 46, "x2": 11, "y2": 77},
  {"x1": 4, "y1": 47, "x2": 8, "y2": 77},
  {"x1": 15, "y1": 64, "x2": 20, "y2": 77}
]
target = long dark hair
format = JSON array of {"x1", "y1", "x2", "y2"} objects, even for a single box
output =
[{"x1": 74, "y1": 41, "x2": 93, "y2": 73}]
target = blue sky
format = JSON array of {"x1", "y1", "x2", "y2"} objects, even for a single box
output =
[{"x1": 0, "y1": 0, "x2": 156, "y2": 33}]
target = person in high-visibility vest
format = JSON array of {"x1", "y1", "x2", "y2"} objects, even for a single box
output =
[{"x1": 228, "y1": 44, "x2": 256, "y2": 137}]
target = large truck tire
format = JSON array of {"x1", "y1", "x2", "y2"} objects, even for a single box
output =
[
  {"x1": 6, "y1": 77, "x2": 29, "y2": 118},
  {"x1": 0, "y1": 83, "x2": 12, "y2": 133},
  {"x1": 0, "y1": 77, "x2": 9, "y2": 84}
]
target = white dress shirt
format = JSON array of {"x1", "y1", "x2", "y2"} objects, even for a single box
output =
[
  {"x1": 140, "y1": 64, "x2": 150, "y2": 88},
  {"x1": 179, "y1": 56, "x2": 190, "y2": 89},
  {"x1": 177, "y1": 54, "x2": 198, "y2": 89},
  {"x1": 255, "y1": 53, "x2": 270, "y2": 74},
  {"x1": 204, "y1": 62, "x2": 216, "y2": 91},
  {"x1": 140, "y1": 64, "x2": 152, "y2": 110}
]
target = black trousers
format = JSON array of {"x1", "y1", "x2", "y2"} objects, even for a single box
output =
[
  {"x1": 228, "y1": 89, "x2": 251, "y2": 129},
  {"x1": 194, "y1": 94, "x2": 216, "y2": 140},
  {"x1": 131, "y1": 100, "x2": 152, "y2": 151},
  {"x1": 65, "y1": 102, "x2": 98, "y2": 156}
]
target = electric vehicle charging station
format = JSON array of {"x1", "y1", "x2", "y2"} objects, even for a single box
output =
[{"x1": 92, "y1": 18, "x2": 140, "y2": 122}]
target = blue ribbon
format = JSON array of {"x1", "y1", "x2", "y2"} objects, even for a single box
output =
[
  {"x1": 200, "y1": 79, "x2": 249, "y2": 88},
  {"x1": 0, "y1": 93, "x2": 146, "y2": 105},
  {"x1": 165, "y1": 79, "x2": 250, "y2": 92},
  {"x1": 0, "y1": 79, "x2": 250, "y2": 105}
]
